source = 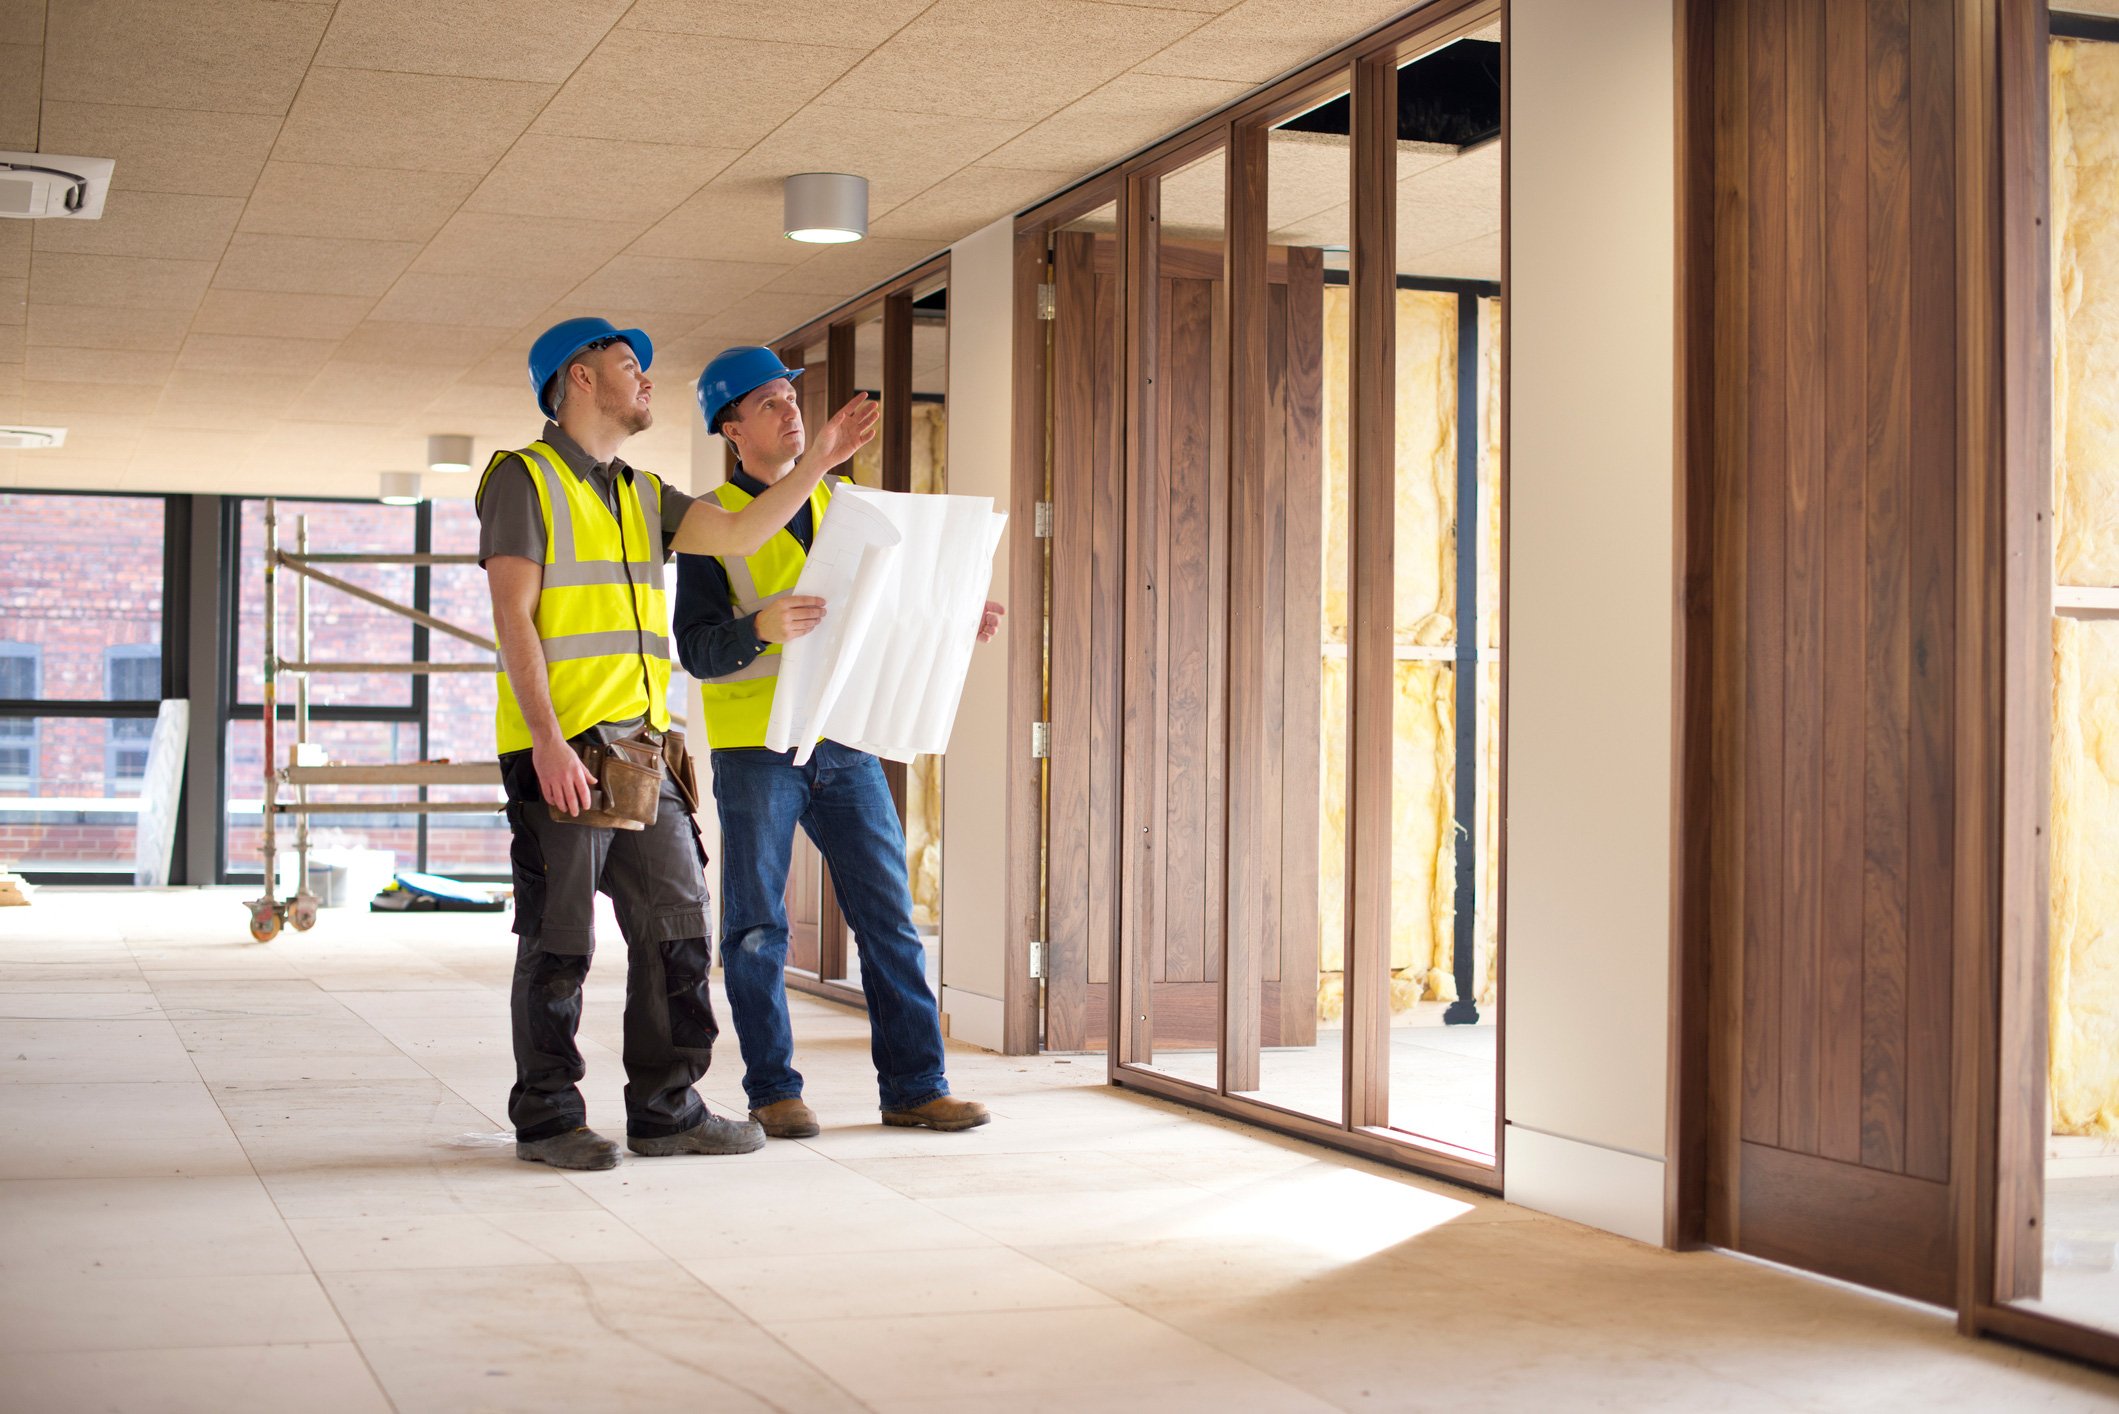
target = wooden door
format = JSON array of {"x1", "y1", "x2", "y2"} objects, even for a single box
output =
[
  {"x1": 1045, "y1": 230, "x2": 1324, "y2": 1055},
  {"x1": 1693, "y1": 0, "x2": 1966, "y2": 1307}
]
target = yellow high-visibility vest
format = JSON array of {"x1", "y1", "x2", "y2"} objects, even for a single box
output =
[
  {"x1": 696, "y1": 476, "x2": 836, "y2": 750},
  {"x1": 482, "y1": 441, "x2": 671, "y2": 755}
]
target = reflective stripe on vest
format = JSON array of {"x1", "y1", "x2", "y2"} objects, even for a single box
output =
[
  {"x1": 483, "y1": 441, "x2": 672, "y2": 755},
  {"x1": 696, "y1": 475, "x2": 835, "y2": 750}
]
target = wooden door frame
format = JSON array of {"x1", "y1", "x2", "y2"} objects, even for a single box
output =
[{"x1": 1017, "y1": 0, "x2": 1507, "y2": 1195}]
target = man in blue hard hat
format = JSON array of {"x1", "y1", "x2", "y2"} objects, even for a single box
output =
[
  {"x1": 672, "y1": 346, "x2": 1003, "y2": 1139},
  {"x1": 479, "y1": 319, "x2": 876, "y2": 1171}
]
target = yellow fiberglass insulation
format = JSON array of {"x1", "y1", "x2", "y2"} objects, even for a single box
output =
[
  {"x1": 1315, "y1": 287, "x2": 1496, "y2": 1012},
  {"x1": 2050, "y1": 40, "x2": 2119, "y2": 1137}
]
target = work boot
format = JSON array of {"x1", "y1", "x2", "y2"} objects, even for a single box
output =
[
  {"x1": 750, "y1": 1097, "x2": 821, "y2": 1139},
  {"x1": 880, "y1": 1096, "x2": 990, "y2": 1132},
  {"x1": 517, "y1": 1127, "x2": 620, "y2": 1171},
  {"x1": 627, "y1": 1113, "x2": 766, "y2": 1156}
]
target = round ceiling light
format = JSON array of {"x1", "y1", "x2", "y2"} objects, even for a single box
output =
[
  {"x1": 783, "y1": 172, "x2": 867, "y2": 244},
  {"x1": 426, "y1": 434, "x2": 473, "y2": 473},
  {"x1": 378, "y1": 471, "x2": 423, "y2": 506}
]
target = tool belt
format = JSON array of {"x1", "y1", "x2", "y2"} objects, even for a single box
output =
[{"x1": 549, "y1": 726, "x2": 700, "y2": 830}]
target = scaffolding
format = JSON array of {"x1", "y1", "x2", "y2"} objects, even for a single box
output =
[{"x1": 244, "y1": 499, "x2": 503, "y2": 941}]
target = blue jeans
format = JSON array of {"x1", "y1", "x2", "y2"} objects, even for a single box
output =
[{"x1": 710, "y1": 741, "x2": 949, "y2": 1113}]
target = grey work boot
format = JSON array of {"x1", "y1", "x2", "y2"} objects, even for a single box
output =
[
  {"x1": 750, "y1": 1097, "x2": 821, "y2": 1139},
  {"x1": 627, "y1": 1113, "x2": 766, "y2": 1156},
  {"x1": 517, "y1": 1127, "x2": 620, "y2": 1171}
]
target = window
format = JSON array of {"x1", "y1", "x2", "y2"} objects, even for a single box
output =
[
  {"x1": 0, "y1": 644, "x2": 38, "y2": 788},
  {"x1": 105, "y1": 646, "x2": 161, "y2": 791}
]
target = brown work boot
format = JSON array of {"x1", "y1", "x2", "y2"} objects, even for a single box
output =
[
  {"x1": 750, "y1": 1097, "x2": 820, "y2": 1139},
  {"x1": 880, "y1": 1095, "x2": 990, "y2": 1132}
]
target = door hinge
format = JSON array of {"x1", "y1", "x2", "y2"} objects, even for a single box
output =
[
  {"x1": 1036, "y1": 282, "x2": 1057, "y2": 320},
  {"x1": 1029, "y1": 940, "x2": 1046, "y2": 980},
  {"x1": 1034, "y1": 500, "x2": 1054, "y2": 538},
  {"x1": 1031, "y1": 721, "x2": 1051, "y2": 759}
]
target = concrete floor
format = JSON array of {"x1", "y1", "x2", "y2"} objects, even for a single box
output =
[{"x1": 2, "y1": 888, "x2": 2115, "y2": 1413}]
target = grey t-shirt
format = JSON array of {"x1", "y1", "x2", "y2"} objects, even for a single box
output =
[{"x1": 476, "y1": 420, "x2": 695, "y2": 566}]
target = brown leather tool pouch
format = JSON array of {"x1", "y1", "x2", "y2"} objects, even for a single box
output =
[
  {"x1": 550, "y1": 728, "x2": 664, "y2": 831},
  {"x1": 662, "y1": 729, "x2": 700, "y2": 815}
]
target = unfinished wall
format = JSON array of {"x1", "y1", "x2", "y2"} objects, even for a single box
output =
[{"x1": 2050, "y1": 36, "x2": 2119, "y2": 1137}]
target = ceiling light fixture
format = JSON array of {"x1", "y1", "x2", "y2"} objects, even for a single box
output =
[
  {"x1": 0, "y1": 425, "x2": 66, "y2": 449},
  {"x1": 783, "y1": 172, "x2": 867, "y2": 244},
  {"x1": 426, "y1": 434, "x2": 473, "y2": 473},
  {"x1": 378, "y1": 472, "x2": 423, "y2": 506}
]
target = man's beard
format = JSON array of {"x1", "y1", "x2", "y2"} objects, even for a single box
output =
[{"x1": 602, "y1": 390, "x2": 652, "y2": 435}]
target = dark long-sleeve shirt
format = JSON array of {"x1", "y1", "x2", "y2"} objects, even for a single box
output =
[{"x1": 672, "y1": 464, "x2": 816, "y2": 682}]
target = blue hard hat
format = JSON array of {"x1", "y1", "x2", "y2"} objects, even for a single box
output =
[
  {"x1": 528, "y1": 317, "x2": 653, "y2": 417},
  {"x1": 697, "y1": 346, "x2": 802, "y2": 432}
]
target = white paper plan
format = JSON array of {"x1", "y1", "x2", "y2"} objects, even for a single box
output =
[{"x1": 763, "y1": 483, "x2": 1007, "y2": 766}]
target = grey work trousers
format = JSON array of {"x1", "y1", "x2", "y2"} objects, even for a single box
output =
[{"x1": 501, "y1": 739, "x2": 718, "y2": 1142}]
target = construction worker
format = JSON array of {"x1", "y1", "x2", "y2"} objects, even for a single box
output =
[
  {"x1": 480, "y1": 318, "x2": 877, "y2": 1171},
  {"x1": 672, "y1": 346, "x2": 1003, "y2": 1140}
]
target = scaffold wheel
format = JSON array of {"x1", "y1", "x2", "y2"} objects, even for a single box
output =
[
  {"x1": 290, "y1": 895, "x2": 319, "y2": 933},
  {"x1": 247, "y1": 904, "x2": 282, "y2": 943}
]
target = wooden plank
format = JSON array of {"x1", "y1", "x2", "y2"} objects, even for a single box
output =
[
  {"x1": 1281, "y1": 244, "x2": 1327, "y2": 1051},
  {"x1": 1778, "y1": 0, "x2": 1827, "y2": 1158},
  {"x1": 1005, "y1": 230, "x2": 1047, "y2": 1054},
  {"x1": 1739, "y1": 1141, "x2": 1954, "y2": 1305},
  {"x1": 1047, "y1": 230, "x2": 1097, "y2": 1054},
  {"x1": 1741, "y1": 0, "x2": 1789, "y2": 1151},
  {"x1": 1091, "y1": 250, "x2": 1124, "y2": 998},
  {"x1": 1704, "y1": 0, "x2": 1754, "y2": 1249},
  {"x1": 283, "y1": 762, "x2": 500, "y2": 786},
  {"x1": 1989, "y1": 0, "x2": 2052, "y2": 1310},
  {"x1": 1223, "y1": 123, "x2": 1267, "y2": 1094},
  {"x1": 1817, "y1": 0, "x2": 1870, "y2": 1170},
  {"x1": 1862, "y1": 0, "x2": 1912, "y2": 1176},
  {"x1": 1346, "y1": 52, "x2": 1397, "y2": 1129},
  {"x1": 1116, "y1": 171, "x2": 1162, "y2": 1067},
  {"x1": 1902, "y1": 0, "x2": 1956, "y2": 1187}
]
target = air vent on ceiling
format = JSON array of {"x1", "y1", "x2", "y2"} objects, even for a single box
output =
[
  {"x1": 0, "y1": 426, "x2": 67, "y2": 450},
  {"x1": 0, "y1": 153, "x2": 115, "y2": 221}
]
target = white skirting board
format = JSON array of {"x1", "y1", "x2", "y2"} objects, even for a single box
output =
[
  {"x1": 1503, "y1": 1124, "x2": 1666, "y2": 1246},
  {"x1": 940, "y1": 986, "x2": 1004, "y2": 1053}
]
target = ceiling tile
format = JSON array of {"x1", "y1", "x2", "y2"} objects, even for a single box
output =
[
  {"x1": 632, "y1": 179, "x2": 814, "y2": 266},
  {"x1": 333, "y1": 321, "x2": 516, "y2": 367},
  {"x1": 294, "y1": 361, "x2": 470, "y2": 420},
  {"x1": 369, "y1": 272, "x2": 574, "y2": 329},
  {"x1": 239, "y1": 163, "x2": 481, "y2": 244},
  {"x1": 25, "y1": 346, "x2": 178, "y2": 387},
  {"x1": 156, "y1": 370, "x2": 316, "y2": 417},
  {"x1": 983, "y1": 72, "x2": 1251, "y2": 173},
  {"x1": 274, "y1": 68, "x2": 556, "y2": 175},
  {"x1": 712, "y1": 290, "x2": 837, "y2": 346},
  {"x1": 761, "y1": 238, "x2": 953, "y2": 298},
  {"x1": 1134, "y1": 0, "x2": 1413, "y2": 84},
  {"x1": 43, "y1": 0, "x2": 333, "y2": 116},
  {"x1": 422, "y1": 380, "x2": 534, "y2": 420},
  {"x1": 0, "y1": 322, "x2": 20, "y2": 363},
  {"x1": 865, "y1": 167, "x2": 1074, "y2": 243},
  {"x1": 562, "y1": 255, "x2": 783, "y2": 318},
  {"x1": 0, "y1": 222, "x2": 26, "y2": 278},
  {"x1": 313, "y1": 0, "x2": 632, "y2": 83},
  {"x1": 38, "y1": 103, "x2": 283, "y2": 200},
  {"x1": 0, "y1": 0, "x2": 45, "y2": 44},
  {"x1": 818, "y1": 0, "x2": 1206, "y2": 123},
  {"x1": 213, "y1": 234, "x2": 422, "y2": 297},
  {"x1": 4, "y1": 380, "x2": 163, "y2": 414},
  {"x1": 534, "y1": 30, "x2": 864, "y2": 148},
  {"x1": 31, "y1": 191, "x2": 245, "y2": 262},
  {"x1": 31, "y1": 253, "x2": 216, "y2": 311},
  {"x1": 409, "y1": 211, "x2": 638, "y2": 284},
  {"x1": 27, "y1": 304, "x2": 197, "y2": 353},
  {"x1": 620, "y1": 0, "x2": 930, "y2": 48},
  {"x1": 465, "y1": 136, "x2": 739, "y2": 228},
  {"x1": 177, "y1": 333, "x2": 343, "y2": 378},
  {"x1": 193, "y1": 289, "x2": 378, "y2": 341},
  {"x1": 0, "y1": 277, "x2": 24, "y2": 325},
  {"x1": 0, "y1": 44, "x2": 39, "y2": 149},
  {"x1": 724, "y1": 105, "x2": 1032, "y2": 213}
]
